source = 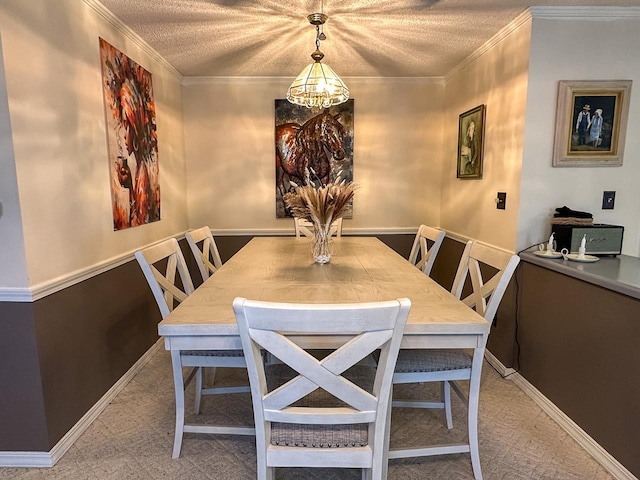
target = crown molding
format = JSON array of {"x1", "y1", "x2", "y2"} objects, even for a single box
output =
[
  {"x1": 529, "y1": 6, "x2": 640, "y2": 19},
  {"x1": 445, "y1": 8, "x2": 533, "y2": 83},
  {"x1": 182, "y1": 76, "x2": 445, "y2": 86},
  {"x1": 82, "y1": 0, "x2": 183, "y2": 82},
  {"x1": 445, "y1": 6, "x2": 640, "y2": 83}
]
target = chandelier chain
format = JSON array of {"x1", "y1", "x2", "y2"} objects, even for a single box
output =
[{"x1": 285, "y1": 0, "x2": 349, "y2": 108}]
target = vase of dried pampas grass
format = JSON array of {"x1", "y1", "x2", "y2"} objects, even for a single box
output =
[
  {"x1": 311, "y1": 224, "x2": 332, "y2": 264},
  {"x1": 283, "y1": 171, "x2": 358, "y2": 264}
]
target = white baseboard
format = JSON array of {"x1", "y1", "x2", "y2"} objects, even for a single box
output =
[
  {"x1": 484, "y1": 349, "x2": 517, "y2": 377},
  {"x1": 486, "y1": 352, "x2": 638, "y2": 480},
  {"x1": 0, "y1": 339, "x2": 164, "y2": 468}
]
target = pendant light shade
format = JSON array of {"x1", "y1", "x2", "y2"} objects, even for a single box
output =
[{"x1": 287, "y1": 12, "x2": 349, "y2": 108}]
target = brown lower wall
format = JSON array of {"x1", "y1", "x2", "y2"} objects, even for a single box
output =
[
  {"x1": 515, "y1": 260, "x2": 640, "y2": 477},
  {"x1": 0, "y1": 233, "x2": 542, "y2": 460},
  {"x1": 0, "y1": 233, "x2": 417, "y2": 453},
  {"x1": 0, "y1": 233, "x2": 527, "y2": 455},
  {"x1": 0, "y1": 261, "x2": 159, "y2": 451},
  {"x1": 0, "y1": 303, "x2": 49, "y2": 451},
  {"x1": 34, "y1": 261, "x2": 161, "y2": 449},
  {"x1": 7, "y1": 233, "x2": 630, "y2": 473}
]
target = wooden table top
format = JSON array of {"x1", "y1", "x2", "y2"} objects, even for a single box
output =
[{"x1": 158, "y1": 237, "x2": 488, "y2": 337}]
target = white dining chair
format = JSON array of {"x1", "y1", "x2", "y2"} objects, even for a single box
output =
[
  {"x1": 184, "y1": 226, "x2": 252, "y2": 416},
  {"x1": 408, "y1": 224, "x2": 446, "y2": 276},
  {"x1": 185, "y1": 226, "x2": 222, "y2": 282},
  {"x1": 135, "y1": 238, "x2": 251, "y2": 459},
  {"x1": 294, "y1": 217, "x2": 343, "y2": 238},
  {"x1": 390, "y1": 240, "x2": 520, "y2": 480},
  {"x1": 233, "y1": 296, "x2": 410, "y2": 480}
]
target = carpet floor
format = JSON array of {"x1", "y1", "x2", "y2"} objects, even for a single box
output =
[{"x1": 0, "y1": 348, "x2": 616, "y2": 479}]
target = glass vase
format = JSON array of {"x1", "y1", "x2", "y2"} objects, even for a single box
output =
[{"x1": 312, "y1": 224, "x2": 332, "y2": 264}]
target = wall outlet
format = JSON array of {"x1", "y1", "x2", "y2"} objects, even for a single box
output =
[
  {"x1": 602, "y1": 191, "x2": 615, "y2": 210},
  {"x1": 496, "y1": 192, "x2": 506, "y2": 210}
]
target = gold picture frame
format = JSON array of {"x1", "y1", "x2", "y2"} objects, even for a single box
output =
[{"x1": 552, "y1": 80, "x2": 632, "y2": 167}]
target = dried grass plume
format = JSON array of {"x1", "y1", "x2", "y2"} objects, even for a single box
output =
[{"x1": 284, "y1": 172, "x2": 358, "y2": 231}]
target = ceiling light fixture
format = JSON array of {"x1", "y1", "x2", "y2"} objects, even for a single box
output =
[{"x1": 286, "y1": 6, "x2": 349, "y2": 109}]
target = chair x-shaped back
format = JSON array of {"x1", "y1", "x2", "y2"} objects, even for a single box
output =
[
  {"x1": 408, "y1": 224, "x2": 446, "y2": 276},
  {"x1": 135, "y1": 238, "x2": 194, "y2": 319},
  {"x1": 256, "y1": 328, "x2": 391, "y2": 421},
  {"x1": 186, "y1": 226, "x2": 223, "y2": 281},
  {"x1": 234, "y1": 297, "x2": 410, "y2": 480}
]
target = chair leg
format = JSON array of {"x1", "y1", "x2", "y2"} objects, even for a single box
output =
[
  {"x1": 170, "y1": 350, "x2": 185, "y2": 459},
  {"x1": 381, "y1": 387, "x2": 392, "y2": 480},
  {"x1": 255, "y1": 433, "x2": 272, "y2": 480},
  {"x1": 194, "y1": 367, "x2": 203, "y2": 414},
  {"x1": 209, "y1": 366, "x2": 217, "y2": 388},
  {"x1": 257, "y1": 462, "x2": 274, "y2": 480},
  {"x1": 468, "y1": 349, "x2": 485, "y2": 480},
  {"x1": 368, "y1": 464, "x2": 381, "y2": 480},
  {"x1": 442, "y1": 381, "x2": 453, "y2": 429}
]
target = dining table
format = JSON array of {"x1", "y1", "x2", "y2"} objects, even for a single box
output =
[{"x1": 158, "y1": 236, "x2": 490, "y2": 462}]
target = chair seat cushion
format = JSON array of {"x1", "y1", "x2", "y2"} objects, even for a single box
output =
[
  {"x1": 181, "y1": 350, "x2": 244, "y2": 357},
  {"x1": 394, "y1": 349, "x2": 472, "y2": 373},
  {"x1": 271, "y1": 421, "x2": 368, "y2": 448},
  {"x1": 266, "y1": 363, "x2": 374, "y2": 448}
]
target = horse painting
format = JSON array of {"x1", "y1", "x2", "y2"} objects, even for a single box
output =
[
  {"x1": 275, "y1": 99, "x2": 354, "y2": 218},
  {"x1": 276, "y1": 110, "x2": 347, "y2": 192}
]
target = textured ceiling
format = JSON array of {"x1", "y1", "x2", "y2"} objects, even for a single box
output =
[{"x1": 97, "y1": 0, "x2": 640, "y2": 77}]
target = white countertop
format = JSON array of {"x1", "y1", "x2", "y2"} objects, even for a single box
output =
[{"x1": 520, "y1": 251, "x2": 640, "y2": 300}]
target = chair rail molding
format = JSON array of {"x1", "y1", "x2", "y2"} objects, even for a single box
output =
[
  {"x1": 0, "y1": 234, "x2": 186, "y2": 302},
  {"x1": 0, "y1": 229, "x2": 420, "y2": 302}
]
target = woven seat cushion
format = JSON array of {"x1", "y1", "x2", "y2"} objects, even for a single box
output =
[
  {"x1": 266, "y1": 363, "x2": 374, "y2": 448},
  {"x1": 394, "y1": 349, "x2": 472, "y2": 373},
  {"x1": 181, "y1": 349, "x2": 244, "y2": 357},
  {"x1": 271, "y1": 421, "x2": 368, "y2": 448}
]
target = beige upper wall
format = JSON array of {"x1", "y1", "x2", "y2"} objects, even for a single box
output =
[
  {"x1": 183, "y1": 77, "x2": 445, "y2": 234},
  {"x1": 0, "y1": 0, "x2": 188, "y2": 288},
  {"x1": 520, "y1": 15, "x2": 640, "y2": 256},
  {"x1": 4, "y1": 2, "x2": 640, "y2": 293},
  {"x1": 0, "y1": 34, "x2": 29, "y2": 290},
  {"x1": 440, "y1": 19, "x2": 531, "y2": 252}
]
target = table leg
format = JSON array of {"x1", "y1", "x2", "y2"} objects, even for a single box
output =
[{"x1": 170, "y1": 349, "x2": 185, "y2": 459}]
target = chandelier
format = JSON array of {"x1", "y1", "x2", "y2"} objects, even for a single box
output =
[{"x1": 286, "y1": 11, "x2": 349, "y2": 109}]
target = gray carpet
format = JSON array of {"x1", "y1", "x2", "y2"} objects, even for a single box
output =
[{"x1": 1, "y1": 348, "x2": 615, "y2": 479}]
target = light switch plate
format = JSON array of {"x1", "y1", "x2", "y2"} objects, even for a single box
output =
[
  {"x1": 602, "y1": 191, "x2": 615, "y2": 209},
  {"x1": 496, "y1": 192, "x2": 506, "y2": 210}
]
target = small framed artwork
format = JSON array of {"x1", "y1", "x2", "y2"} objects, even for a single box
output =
[
  {"x1": 552, "y1": 80, "x2": 632, "y2": 167},
  {"x1": 457, "y1": 104, "x2": 485, "y2": 179}
]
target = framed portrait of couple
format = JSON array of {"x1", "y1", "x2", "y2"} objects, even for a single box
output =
[
  {"x1": 456, "y1": 105, "x2": 485, "y2": 179},
  {"x1": 552, "y1": 80, "x2": 632, "y2": 167}
]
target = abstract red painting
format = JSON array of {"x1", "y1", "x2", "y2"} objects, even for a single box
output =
[{"x1": 100, "y1": 38, "x2": 160, "y2": 230}]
